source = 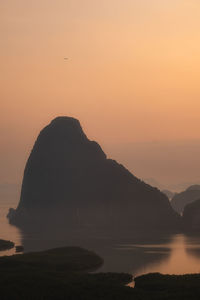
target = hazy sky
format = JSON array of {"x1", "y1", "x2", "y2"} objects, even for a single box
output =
[{"x1": 1, "y1": 0, "x2": 200, "y2": 189}]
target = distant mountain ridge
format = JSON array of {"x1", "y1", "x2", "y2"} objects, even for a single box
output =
[
  {"x1": 171, "y1": 186, "x2": 200, "y2": 214},
  {"x1": 183, "y1": 199, "x2": 200, "y2": 231},
  {"x1": 161, "y1": 190, "x2": 175, "y2": 200},
  {"x1": 186, "y1": 185, "x2": 200, "y2": 191},
  {"x1": 8, "y1": 117, "x2": 180, "y2": 232}
]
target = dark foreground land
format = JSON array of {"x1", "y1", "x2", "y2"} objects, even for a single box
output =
[
  {"x1": 1, "y1": 246, "x2": 200, "y2": 299},
  {"x1": 0, "y1": 246, "x2": 131, "y2": 300}
]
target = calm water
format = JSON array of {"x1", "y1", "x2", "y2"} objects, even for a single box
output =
[
  {"x1": 1, "y1": 198, "x2": 200, "y2": 277},
  {"x1": 0, "y1": 198, "x2": 21, "y2": 256},
  {"x1": 130, "y1": 234, "x2": 200, "y2": 276}
]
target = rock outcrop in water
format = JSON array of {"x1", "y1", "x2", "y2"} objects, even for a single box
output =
[{"x1": 8, "y1": 117, "x2": 180, "y2": 232}]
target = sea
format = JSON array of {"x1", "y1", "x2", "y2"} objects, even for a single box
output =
[{"x1": 1, "y1": 187, "x2": 200, "y2": 278}]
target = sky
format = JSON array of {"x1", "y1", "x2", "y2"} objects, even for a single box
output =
[{"x1": 1, "y1": 0, "x2": 200, "y2": 190}]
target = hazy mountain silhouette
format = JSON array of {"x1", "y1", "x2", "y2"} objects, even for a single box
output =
[
  {"x1": 186, "y1": 185, "x2": 200, "y2": 191},
  {"x1": 161, "y1": 190, "x2": 175, "y2": 200},
  {"x1": 183, "y1": 199, "x2": 200, "y2": 231},
  {"x1": 143, "y1": 178, "x2": 165, "y2": 190},
  {"x1": 8, "y1": 117, "x2": 180, "y2": 233},
  {"x1": 171, "y1": 189, "x2": 200, "y2": 214}
]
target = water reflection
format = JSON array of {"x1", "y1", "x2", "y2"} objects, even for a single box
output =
[
  {"x1": 17, "y1": 229, "x2": 200, "y2": 276},
  {"x1": 2, "y1": 199, "x2": 200, "y2": 276},
  {"x1": 18, "y1": 227, "x2": 173, "y2": 275},
  {"x1": 184, "y1": 234, "x2": 200, "y2": 260},
  {"x1": 134, "y1": 234, "x2": 200, "y2": 276}
]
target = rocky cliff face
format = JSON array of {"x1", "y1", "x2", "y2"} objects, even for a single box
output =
[{"x1": 8, "y1": 117, "x2": 180, "y2": 232}]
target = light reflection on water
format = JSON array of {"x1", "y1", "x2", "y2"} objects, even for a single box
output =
[
  {"x1": 132, "y1": 234, "x2": 200, "y2": 277},
  {"x1": 1, "y1": 199, "x2": 200, "y2": 277}
]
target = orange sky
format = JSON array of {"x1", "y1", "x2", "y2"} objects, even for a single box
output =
[{"x1": 1, "y1": 0, "x2": 200, "y2": 189}]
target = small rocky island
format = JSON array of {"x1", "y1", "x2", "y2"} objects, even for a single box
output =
[
  {"x1": 1, "y1": 246, "x2": 104, "y2": 272},
  {"x1": 8, "y1": 116, "x2": 180, "y2": 233},
  {"x1": 0, "y1": 239, "x2": 14, "y2": 251}
]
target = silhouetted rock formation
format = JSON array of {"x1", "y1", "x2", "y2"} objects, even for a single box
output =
[
  {"x1": 8, "y1": 117, "x2": 180, "y2": 232},
  {"x1": 183, "y1": 199, "x2": 200, "y2": 231},
  {"x1": 171, "y1": 189, "x2": 200, "y2": 214},
  {"x1": 0, "y1": 239, "x2": 14, "y2": 251}
]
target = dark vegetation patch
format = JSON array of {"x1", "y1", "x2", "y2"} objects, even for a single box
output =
[
  {"x1": 0, "y1": 246, "x2": 103, "y2": 272},
  {"x1": 2, "y1": 247, "x2": 200, "y2": 299},
  {"x1": 0, "y1": 246, "x2": 133, "y2": 300},
  {"x1": 134, "y1": 273, "x2": 200, "y2": 300}
]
